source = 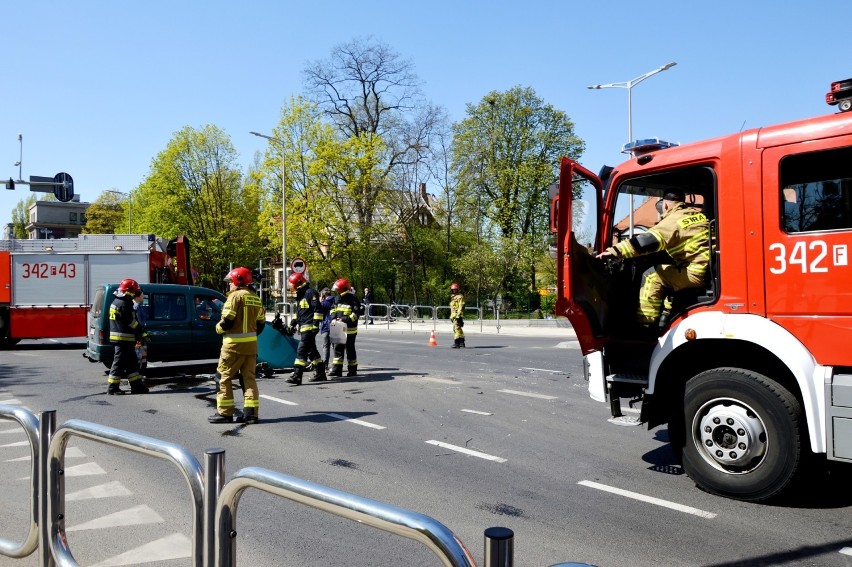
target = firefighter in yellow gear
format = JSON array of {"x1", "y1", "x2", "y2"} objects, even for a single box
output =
[
  {"x1": 597, "y1": 190, "x2": 709, "y2": 325},
  {"x1": 449, "y1": 282, "x2": 466, "y2": 348},
  {"x1": 209, "y1": 267, "x2": 266, "y2": 424}
]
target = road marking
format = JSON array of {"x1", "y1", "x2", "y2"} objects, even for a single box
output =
[
  {"x1": 66, "y1": 481, "x2": 133, "y2": 501},
  {"x1": 498, "y1": 389, "x2": 558, "y2": 400},
  {"x1": 67, "y1": 504, "x2": 163, "y2": 531},
  {"x1": 0, "y1": 440, "x2": 28, "y2": 448},
  {"x1": 426, "y1": 440, "x2": 507, "y2": 463},
  {"x1": 555, "y1": 341, "x2": 581, "y2": 349},
  {"x1": 420, "y1": 377, "x2": 459, "y2": 384},
  {"x1": 578, "y1": 480, "x2": 717, "y2": 519},
  {"x1": 260, "y1": 394, "x2": 298, "y2": 406},
  {"x1": 461, "y1": 409, "x2": 492, "y2": 416},
  {"x1": 519, "y1": 367, "x2": 562, "y2": 374},
  {"x1": 88, "y1": 533, "x2": 191, "y2": 567},
  {"x1": 0, "y1": 399, "x2": 22, "y2": 405},
  {"x1": 324, "y1": 413, "x2": 386, "y2": 430},
  {"x1": 839, "y1": 547, "x2": 852, "y2": 557},
  {"x1": 0, "y1": 427, "x2": 21, "y2": 435}
]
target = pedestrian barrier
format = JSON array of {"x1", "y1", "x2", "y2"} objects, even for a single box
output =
[{"x1": 0, "y1": 404, "x2": 538, "y2": 567}]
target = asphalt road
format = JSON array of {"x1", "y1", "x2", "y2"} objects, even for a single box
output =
[{"x1": 1, "y1": 333, "x2": 851, "y2": 566}]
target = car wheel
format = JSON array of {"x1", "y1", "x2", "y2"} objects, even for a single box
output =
[
  {"x1": 839, "y1": 99, "x2": 852, "y2": 112},
  {"x1": 680, "y1": 368, "x2": 803, "y2": 502}
]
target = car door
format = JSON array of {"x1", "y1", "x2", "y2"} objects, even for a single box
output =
[
  {"x1": 552, "y1": 157, "x2": 606, "y2": 354},
  {"x1": 191, "y1": 291, "x2": 225, "y2": 359},
  {"x1": 144, "y1": 288, "x2": 191, "y2": 362}
]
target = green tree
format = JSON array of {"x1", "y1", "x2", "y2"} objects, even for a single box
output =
[
  {"x1": 134, "y1": 125, "x2": 264, "y2": 288},
  {"x1": 303, "y1": 36, "x2": 446, "y2": 288},
  {"x1": 83, "y1": 190, "x2": 125, "y2": 234},
  {"x1": 452, "y1": 86, "x2": 585, "y2": 302},
  {"x1": 11, "y1": 194, "x2": 36, "y2": 238}
]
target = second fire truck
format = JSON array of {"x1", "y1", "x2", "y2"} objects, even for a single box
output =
[{"x1": 0, "y1": 234, "x2": 193, "y2": 347}]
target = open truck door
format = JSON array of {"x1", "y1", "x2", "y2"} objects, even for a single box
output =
[{"x1": 552, "y1": 157, "x2": 608, "y2": 354}]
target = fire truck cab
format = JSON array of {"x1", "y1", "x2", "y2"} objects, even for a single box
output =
[{"x1": 554, "y1": 109, "x2": 852, "y2": 501}]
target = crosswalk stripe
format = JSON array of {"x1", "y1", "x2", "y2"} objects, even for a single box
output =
[
  {"x1": 66, "y1": 504, "x2": 163, "y2": 532},
  {"x1": 0, "y1": 441, "x2": 29, "y2": 448},
  {"x1": 88, "y1": 533, "x2": 191, "y2": 567},
  {"x1": 66, "y1": 481, "x2": 133, "y2": 501}
]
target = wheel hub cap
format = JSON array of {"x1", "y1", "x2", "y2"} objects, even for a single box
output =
[{"x1": 697, "y1": 401, "x2": 767, "y2": 469}]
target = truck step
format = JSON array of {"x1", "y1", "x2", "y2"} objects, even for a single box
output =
[{"x1": 606, "y1": 373, "x2": 648, "y2": 386}]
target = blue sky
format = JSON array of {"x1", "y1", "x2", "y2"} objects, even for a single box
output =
[{"x1": 2, "y1": 1, "x2": 848, "y2": 229}]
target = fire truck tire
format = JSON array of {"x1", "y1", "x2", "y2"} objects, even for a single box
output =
[
  {"x1": 839, "y1": 99, "x2": 852, "y2": 112},
  {"x1": 681, "y1": 368, "x2": 803, "y2": 502},
  {"x1": 0, "y1": 337, "x2": 21, "y2": 349}
]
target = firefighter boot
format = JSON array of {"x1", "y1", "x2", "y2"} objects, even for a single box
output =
[
  {"x1": 309, "y1": 362, "x2": 327, "y2": 382},
  {"x1": 328, "y1": 365, "x2": 343, "y2": 378},
  {"x1": 459, "y1": 338, "x2": 466, "y2": 348},
  {"x1": 107, "y1": 383, "x2": 126, "y2": 395},
  {"x1": 235, "y1": 407, "x2": 258, "y2": 424},
  {"x1": 286, "y1": 367, "x2": 304, "y2": 386},
  {"x1": 452, "y1": 338, "x2": 461, "y2": 349},
  {"x1": 347, "y1": 366, "x2": 358, "y2": 377},
  {"x1": 208, "y1": 413, "x2": 234, "y2": 424}
]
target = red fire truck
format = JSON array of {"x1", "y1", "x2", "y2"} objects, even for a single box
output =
[
  {"x1": 553, "y1": 107, "x2": 852, "y2": 501},
  {"x1": 0, "y1": 234, "x2": 193, "y2": 347}
]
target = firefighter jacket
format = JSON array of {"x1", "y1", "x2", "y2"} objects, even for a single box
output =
[
  {"x1": 216, "y1": 287, "x2": 265, "y2": 355},
  {"x1": 450, "y1": 293, "x2": 465, "y2": 321},
  {"x1": 109, "y1": 293, "x2": 143, "y2": 344},
  {"x1": 292, "y1": 284, "x2": 323, "y2": 333},
  {"x1": 331, "y1": 289, "x2": 359, "y2": 334},
  {"x1": 606, "y1": 202, "x2": 710, "y2": 282}
]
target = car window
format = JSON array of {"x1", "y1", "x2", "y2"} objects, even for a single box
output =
[
  {"x1": 149, "y1": 293, "x2": 188, "y2": 321},
  {"x1": 194, "y1": 295, "x2": 222, "y2": 320}
]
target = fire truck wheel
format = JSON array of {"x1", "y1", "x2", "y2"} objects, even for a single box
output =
[
  {"x1": 839, "y1": 99, "x2": 852, "y2": 112},
  {"x1": 0, "y1": 337, "x2": 21, "y2": 349},
  {"x1": 681, "y1": 368, "x2": 804, "y2": 502}
]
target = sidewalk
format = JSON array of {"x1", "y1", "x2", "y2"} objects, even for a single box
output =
[{"x1": 355, "y1": 317, "x2": 576, "y2": 339}]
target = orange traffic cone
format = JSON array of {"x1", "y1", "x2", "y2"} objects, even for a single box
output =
[{"x1": 428, "y1": 330, "x2": 438, "y2": 347}]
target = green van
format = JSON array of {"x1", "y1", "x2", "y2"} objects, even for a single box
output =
[{"x1": 85, "y1": 283, "x2": 226, "y2": 368}]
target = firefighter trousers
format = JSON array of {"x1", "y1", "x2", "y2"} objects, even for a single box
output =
[
  {"x1": 332, "y1": 334, "x2": 357, "y2": 371},
  {"x1": 637, "y1": 264, "x2": 705, "y2": 324},
  {"x1": 216, "y1": 351, "x2": 259, "y2": 418},
  {"x1": 108, "y1": 343, "x2": 143, "y2": 385}
]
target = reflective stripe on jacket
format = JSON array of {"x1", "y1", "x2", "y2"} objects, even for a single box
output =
[
  {"x1": 216, "y1": 288, "x2": 265, "y2": 354},
  {"x1": 109, "y1": 294, "x2": 141, "y2": 343}
]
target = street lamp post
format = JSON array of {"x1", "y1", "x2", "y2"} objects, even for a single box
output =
[
  {"x1": 106, "y1": 190, "x2": 132, "y2": 234},
  {"x1": 249, "y1": 131, "x2": 287, "y2": 290},
  {"x1": 588, "y1": 62, "x2": 677, "y2": 235}
]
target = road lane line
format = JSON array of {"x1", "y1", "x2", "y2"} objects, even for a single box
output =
[
  {"x1": 0, "y1": 440, "x2": 28, "y2": 448},
  {"x1": 461, "y1": 409, "x2": 492, "y2": 416},
  {"x1": 426, "y1": 440, "x2": 507, "y2": 463},
  {"x1": 324, "y1": 413, "x2": 386, "y2": 430},
  {"x1": 578, "y1": 480, "x2": 716, "y2": 519},
  {"x1": 498, "y1": 389, "x2": 558, "y2": 400},
  {"x1": 260, "y1": 394, "x2": 298, "y2": 406},
  {"x1": 519, "y1": 367, "x2": 562, "y2": 374},
  {"x1": 839, "y1": 547, "x2": 852, "y2": 557}
]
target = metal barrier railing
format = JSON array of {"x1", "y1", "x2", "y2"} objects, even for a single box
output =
[
  {"x1": 216, "y1": 466, "x2": 476, "y2": 567},
  {"x1": 0, "y1": 405, "x2": 565, "y2": 566},
  {"x1": 0, "y1": 405, "x2": 40, "y2": 559},
  {"x1": 46, "y1": 419, "x2": 207, "y2": 567}
]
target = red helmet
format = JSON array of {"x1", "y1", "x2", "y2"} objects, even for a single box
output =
[
  {"x1": 117, "y1": 278, "x2": 140, "y2": 295},
  {"x1": 450, "y1": 282, "x2": 460, "y2": 293},
  {"x1": 225, "y1": 267, "x2": 252, "y2": 286},
  {"x1": 332, "y1": 278, "x2": 350, "y2": 292},
  {"x1": 288, "y1": 272, "x2": 307, "y2": 289}
]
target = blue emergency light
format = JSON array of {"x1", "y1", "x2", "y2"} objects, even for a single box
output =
[{"x1": 622, "y1": 138, "x2": 679, "y2": 155}]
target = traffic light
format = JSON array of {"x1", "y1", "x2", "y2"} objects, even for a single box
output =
[{"x1": 5, "y1": 178, "x2": 13, "y2": 190}]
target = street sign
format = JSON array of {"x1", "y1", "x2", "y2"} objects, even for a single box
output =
[
  {"x1": 290, "y1": 257, "x2": 307, "y2": 274},
  {"x1": 53, "y1": 172, "x2": 74, "y2": 202}
]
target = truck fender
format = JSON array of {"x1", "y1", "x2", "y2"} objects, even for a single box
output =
[{"x1": 648, "y1": 311, "x2": 825, "y2": 453}]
